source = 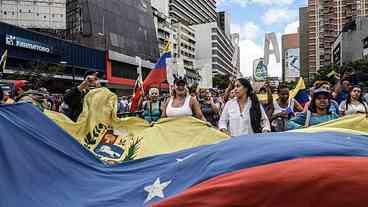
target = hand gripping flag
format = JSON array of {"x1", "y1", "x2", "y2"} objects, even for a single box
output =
[{"x1": 130, "y1": 44, "x2": 172, "y2": 112}]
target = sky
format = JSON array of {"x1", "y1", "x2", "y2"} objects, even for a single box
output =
[{"x1": 217, "y1": 0, "x2": 308, "y2": 78}]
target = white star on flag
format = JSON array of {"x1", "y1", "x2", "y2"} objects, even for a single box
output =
[{"x1": 144, "y1": 177, "x2": 172, "y2": 203}]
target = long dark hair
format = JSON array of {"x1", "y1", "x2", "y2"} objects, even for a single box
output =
[
  {"x1": 345, "y1": 85, "x2": 367, "y2": 113},
  {"x1": 237, "y1": 78, "x2": 263, "y2": 133}
]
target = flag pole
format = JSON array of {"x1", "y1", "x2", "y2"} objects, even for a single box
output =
[
  {"x1": 136, "y1": 56, "x2": 143, "y2": 94},
  {"x1": 0, "y1": 50, "x2": 8, "y2": 79}
]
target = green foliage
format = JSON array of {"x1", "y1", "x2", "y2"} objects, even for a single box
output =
[
  {"x1": 7, "y1": 62, "x2": 65, "y2": 89},
  {"x1": 310, "y1": 64, "x2": 339, "y2": 87},
  {"x1": 309, "y1": 59, "x2": 368, "y2": 87},
  {"x1": 123, "y1": 137, "x2": 143, "y2": 162}
]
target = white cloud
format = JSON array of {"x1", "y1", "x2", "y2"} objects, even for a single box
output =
[
  {"x1": 284, "y1": 20, "x2": 299, "y2": 34},
  {"x1": 217, "y1": 0, "x2": 294, "y2": 7},
  {"x1": 231, "y1": 22, "x2": 262, "y2": 41},
  {"x1": 239, "y1": 39, "x2": 264, "y2": 77},
  {"x1": 262, "y1": 8, "x2": 297, "y2": 25}
]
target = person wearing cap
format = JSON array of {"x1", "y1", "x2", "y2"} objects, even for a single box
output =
[
  {"x1": 161, "y1": 76, "x2": 205, "y2": 121},
  {"x1": 287, "y1": 88, "x2": 339, "y2": 130},
  {"x1": 142, "y1": 87, "x2": 162, "y2": 123},
  {"x1": 339, "y1": 85, "x2": 368, "y2": 116},
  {"x1": 63, "y1": 71, "x2": 101, "y2": 122},
  {"x1": 303, "y1": 81, "x2": 339, "y2": 114}
]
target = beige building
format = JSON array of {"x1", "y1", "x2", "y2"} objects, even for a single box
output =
[
  {"x1": 308, "y1": 0, "x2": 368, "y2": 74},
  {"x1": 0, "y1": 0, "x2": 66, "y2": 29}
]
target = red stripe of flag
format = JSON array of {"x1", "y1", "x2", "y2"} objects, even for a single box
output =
[{"x1": 154, "y1": 157, "x2": 368, "y2": 207}]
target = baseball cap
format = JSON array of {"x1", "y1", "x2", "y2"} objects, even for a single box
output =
[{"x1": 313, "y1": 88, "x2": 331, "y2": 98}]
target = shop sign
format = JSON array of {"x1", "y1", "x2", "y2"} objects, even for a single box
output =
[{"x1": 6, "y1": 34, "x2": 51, "y2": 53}]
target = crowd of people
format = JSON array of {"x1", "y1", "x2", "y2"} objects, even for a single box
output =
[{"x1": 1, "y1": 70, "x2": 368, "y2": 137}]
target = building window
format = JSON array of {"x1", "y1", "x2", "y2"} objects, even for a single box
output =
[
  {"x1": 37, "y1": 13, "x2": 39, "y2": 16},
  {"x1": 52, "y1": 14, "x2": 55, "y2": 17},
  {"x1": 3, "y1": 11, "x2": 6, "y2": 15},
  {"x1": 19, "y1": 9, "x2": 22, "y2": 13},
  {"x1": 12, "y1": 11, "x2": 15, "y2": 15},
  {"x1": 29, "y1": 10, "x2": 31, "y2": 13},
  {"x1": 61, "y1": 14, "x2": 63, "y2": 17},
  {"x1": 44, "y1": 16, "x2": 47, "y2": 19}
]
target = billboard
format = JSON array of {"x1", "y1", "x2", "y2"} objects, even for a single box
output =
[
  {"x1": 253, "y1": 58, "x2": 268, "y2": 81},
  {"x1": 285, "y1": 48, "x2": 300, "y2": 80}
]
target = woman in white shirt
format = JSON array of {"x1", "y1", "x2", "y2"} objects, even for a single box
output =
[
  {"x1": 219, "y1": 78, "x2": 271, "y2": 137},
  {"x1": 339, "y1": 85, "x2": 368, "y2": 116},
  {"x1": 161, "y1": 76, "x2": 205, "y2": 120}
]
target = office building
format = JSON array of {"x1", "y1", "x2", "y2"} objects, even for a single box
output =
[
  {"x1": 231, "y1": 33, "x2": 241, "y2": 76},
  {"x1": 169, "y1": 0, "x2": 216, "y2": 24},
  {"x1": 66, "y1": 0, "x2": 159, "y2": 90},
  {"x1": 217, "y1": 11, "x2": 231, "y2": 38},
  {"x1": 0, "y1": 0, "x2": 66, "y2": 30},
  {"x1": 172, "y1": 22, "x2": 199, "y2": 85},
  {"x1": 152, "y1": 5, "x2": 199, "y2": 85},
  {"x1": 332, "y1": 17, "x2": 368, "y2": 66},
  {"x1": 308, "y1": 0, "x2": 368, "y2": 72},
  {"x1": 192, "y1": 22, "x2": 237, "y2": 88},
  {"x1": 151, "y1": 0, "x2": 216, "y2": 25},
  {"x1": 299, "y1": 7, "x2": 310, "y2": 82},
  {"x1": 152, "y1": 6, "x2": 176, "y2": 55}
]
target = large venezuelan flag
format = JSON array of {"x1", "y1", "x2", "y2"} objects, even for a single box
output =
[{"x1": 2, "y1": 101, "x2": 368, "y2": 206}]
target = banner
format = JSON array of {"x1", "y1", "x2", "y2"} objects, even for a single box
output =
[
  {"x1": 253, "y1": 58, "x2": 268, "y2": 81},
  {"x1": 285, "y1": 48, "x2": 300, "y2": 80}
]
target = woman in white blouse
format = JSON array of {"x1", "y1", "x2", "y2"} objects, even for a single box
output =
[
  {"x1": 339, "y1": 85, "x2": 368, "y2": 116},
  {"x1": 219, "y1": 78, "x2": 271, "y2": 137},
  {"x1": 161, "y1": 76, "x2": 205, "y2": 120}
]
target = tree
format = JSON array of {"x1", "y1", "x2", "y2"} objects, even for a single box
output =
[
  {"x1": 7, "y1": 62, "x2": 64, "y2": 90},
  {"x1": 309, "y1": 59, "x2": 368, "y2": 88}
]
